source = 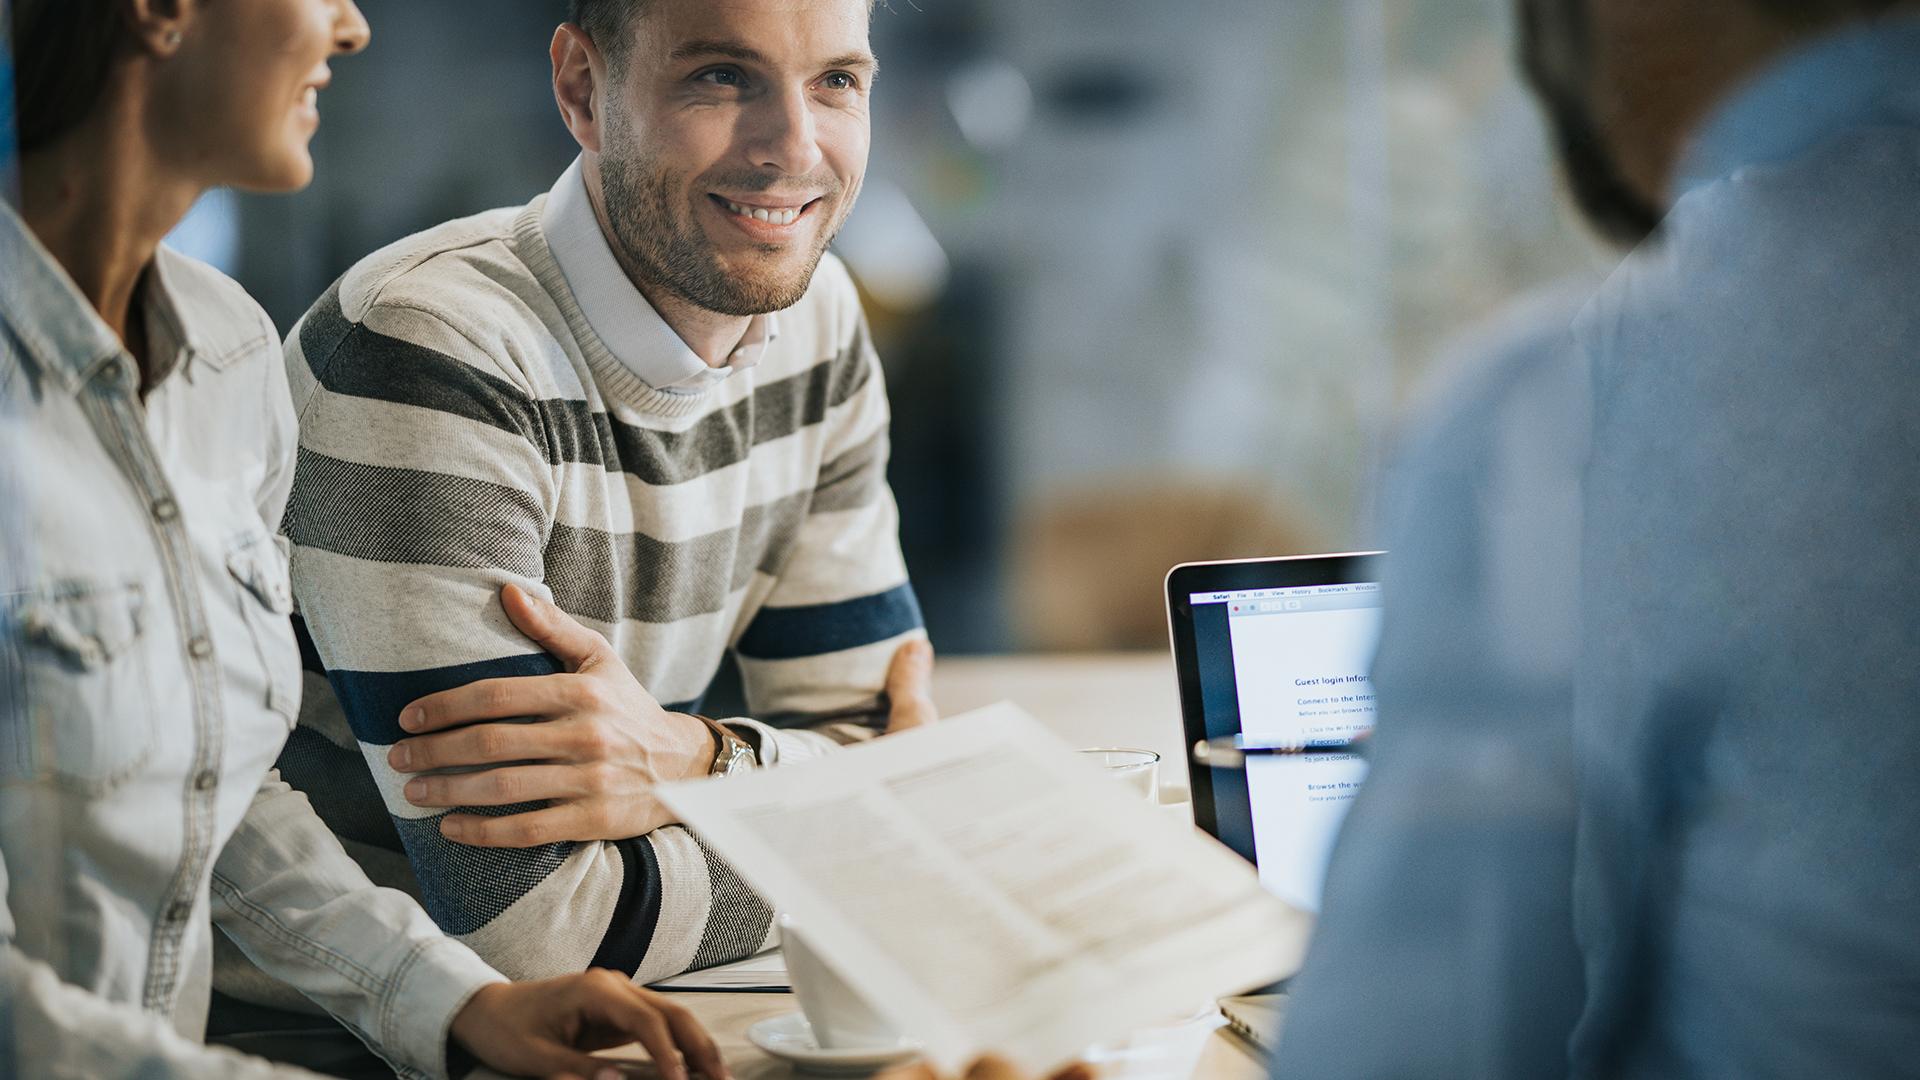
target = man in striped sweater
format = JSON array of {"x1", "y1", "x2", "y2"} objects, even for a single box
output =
[{"x1": 254, "y1": 0, "x2": 932, "y2": 994}]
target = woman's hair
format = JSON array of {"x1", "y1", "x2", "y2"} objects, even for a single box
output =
[{"x1": 12, "y1": 0, "x2": 126, "y2": 153}]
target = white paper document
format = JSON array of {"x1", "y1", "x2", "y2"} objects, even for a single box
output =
[
  {"x1": 647, "y1": 948, "x2": 788, "y2": 992},
  {"x1": 658, "y1": 703, "x2": 1309, "y2": 1071}
]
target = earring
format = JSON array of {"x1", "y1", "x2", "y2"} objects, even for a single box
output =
[{"x1": 163, "y1": 29, "x2": 182, "y2": 47}]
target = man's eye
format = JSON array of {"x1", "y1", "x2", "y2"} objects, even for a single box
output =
[
  {"x1": 821, "y1": 72, "x2": 858, "y2": 91},
  {"x1": 696, "y1": 67, "x2": 744, "y2": 87}
]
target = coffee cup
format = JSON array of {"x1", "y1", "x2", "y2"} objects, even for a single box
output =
[{"x1": 779, "y1": 917, "x2": 903, "y2": 1050}]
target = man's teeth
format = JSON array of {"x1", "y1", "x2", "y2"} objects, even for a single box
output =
[
  {"x1": 304, "y1": 87, "x2": 318, "y2": 108},
  {"x1": 722, "y1": 199, "x2": 800, "y2": 226}
]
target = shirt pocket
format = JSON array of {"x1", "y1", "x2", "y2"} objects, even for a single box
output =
[
  {"x1": 4, "y1": 579, "x2": 157, "y2": 791},
  {"x1": 226, "y1": 532, "x2": 301, "y2": 727}
]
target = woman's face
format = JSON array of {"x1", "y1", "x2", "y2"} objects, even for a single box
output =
[{"x1": 149, "y1": 0, "x2": 370, "y2": 192}]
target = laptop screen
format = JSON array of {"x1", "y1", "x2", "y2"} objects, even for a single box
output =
[{"x1": 1187, "y1": 581, "x2": 1382, "y2": 911}]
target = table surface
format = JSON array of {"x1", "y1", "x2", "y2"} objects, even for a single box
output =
[
  {"x1": 477, "y1": 653, "x2": 1276, "y2": 1080},
  {"x1": 575, "y1": 994, "x2": 1268, "y2": 1080}
]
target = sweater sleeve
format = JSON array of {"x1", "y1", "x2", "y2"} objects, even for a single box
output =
[
  {"x1": 276, "y1": 284, "x2": 772, "y2": 986},
  {"x1": 732, "y1": 309, "x2": 926, "y2": 728}
]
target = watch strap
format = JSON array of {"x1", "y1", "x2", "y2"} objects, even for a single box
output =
[{"x1": 695, "y1": 715, "x2": 756, "y2": 775}]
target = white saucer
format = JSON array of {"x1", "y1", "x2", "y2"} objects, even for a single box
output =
[{"x1": 745, "y1": 1011, "x2": 922, "y2": 1074}]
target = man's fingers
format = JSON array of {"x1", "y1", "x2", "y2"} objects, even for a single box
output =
[
  {"x1": 874, "y1": 1063, "x2": 939, "y2": 1080},
  {"x1": 399, "y1": 674, "x2": 586, "y2": 735},
  {"x1": 885, "y1": 637, "x2": 934, "y2": 695},
  {"x1": 504, "y1": 582, "x2": 613, "y2": 674},
  {"x1": 885, "y1": 638, "x2": 938, "y2": 733},
  {"x1": 1047, "y1": 1063, "x2": 1096, "y2": 1080},
  {"x1": 390, "y1": 719, "x2": 560, "y2": 774},
  {"x1": 442, "y1": 803, "x2": 590, "y2": 848},
  {"x1": 403, "y1": 764, "x2": 587, "y2": 808}
]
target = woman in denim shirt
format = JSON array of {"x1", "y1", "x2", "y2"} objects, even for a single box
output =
[{"x1": 0, "y1": 3, "x2": 726, "y2": 1078}]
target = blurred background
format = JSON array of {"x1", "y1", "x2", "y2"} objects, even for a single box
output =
[{"x1": 173, "y1": 0, "x2": 1607, "y2": 656}]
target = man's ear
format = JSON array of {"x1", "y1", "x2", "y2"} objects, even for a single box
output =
[{"x1": 551, "y1": 23, "x2": 606, "y2": 155}]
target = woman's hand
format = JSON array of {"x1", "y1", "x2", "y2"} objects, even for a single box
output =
[{"x1": 449, "y1": 970, "x2": 729, "y2": 1080}]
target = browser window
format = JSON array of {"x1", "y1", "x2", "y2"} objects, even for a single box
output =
[{"x1": 1189, "y1": 583, "x2": 1382, "y2": 910}]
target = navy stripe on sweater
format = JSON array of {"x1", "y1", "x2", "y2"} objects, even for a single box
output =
[
  {"x1": 735, "y1": 583, "x2": 923, "y2": 661},
  {"x1": 325, "y1": 652, "x2": 564, "y2": 747},
  {"x1": 589, "y1": 837, "x2": 666, "y2": 975}
]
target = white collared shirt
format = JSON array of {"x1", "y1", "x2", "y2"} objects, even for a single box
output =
[{"x1": 538, "y1": 156, "x2": 776, "y2": 395}]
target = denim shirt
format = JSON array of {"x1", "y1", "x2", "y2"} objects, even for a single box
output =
[{"x1": 0, "y1": 202, "x2": 502, "y2": 1079}]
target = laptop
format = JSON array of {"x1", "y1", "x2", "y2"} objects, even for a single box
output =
[{"x1": 1163, "y1": 553, "x2": 1385, "y2": 1057}]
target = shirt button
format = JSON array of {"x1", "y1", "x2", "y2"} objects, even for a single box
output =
[
  {"x1": 75, "y1": 637, "x2": 106, "y2": 667},
  {"x1": 188, "y1": 636, "x2": 213, "y2": 660},
  {"x1": 152, "y1": 497, "x2": 179, "y2": 523},
  {"x1": 194, "y1": 770, "x2": 218, "y2": 792}
]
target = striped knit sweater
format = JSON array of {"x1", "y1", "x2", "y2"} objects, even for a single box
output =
[{"x1": 272, "y1": 195, "x2": 923, "y2": 986}]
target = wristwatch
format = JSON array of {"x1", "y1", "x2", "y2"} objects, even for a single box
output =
[{"x1": 697, "y1": 716, "x2": 757, "y2": 777}]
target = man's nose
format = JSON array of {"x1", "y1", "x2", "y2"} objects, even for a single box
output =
[{"x1": 744, "y1": 88, "x2": 825, "y2": 176}]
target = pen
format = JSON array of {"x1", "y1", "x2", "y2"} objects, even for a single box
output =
[{"x1": 1190, "y1": 731, "x2": 1372, "y2": 767}]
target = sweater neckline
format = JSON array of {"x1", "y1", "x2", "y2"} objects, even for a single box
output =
[{"x1": 509, "y1": 198, "x2": 718, "y2": 421}]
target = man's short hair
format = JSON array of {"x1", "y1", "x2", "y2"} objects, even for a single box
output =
[
  {"x1": 566, "y1": 0, "x2": 881, "y2": 72},
  {"x1": 569, "y1": 0, "x2": 642, "y2": 69}
]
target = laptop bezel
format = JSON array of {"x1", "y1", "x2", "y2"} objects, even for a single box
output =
[{"x1": 1163, "y1": 552, "x2": 1385, "y2": 846}]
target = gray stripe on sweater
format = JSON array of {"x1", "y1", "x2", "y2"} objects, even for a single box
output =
[
  {"x1": 288, "y1": 448, "x2": 819, "y2": 625},
  {"x1": 810, "y1": 428, "x2": 889, "y2": 515},
  {"x1": 297, "y1": 285, "x2": 875, "y2": 487},
  {"x1": 544, "y1": 489, "x2": 813, "y2": 625},
  {"x1": 390, "y1": 805, "x2": 577, "y2": 936},
  {"x1": 687, "y1": 838, "x2": 774, "y2": 971},
  {"x1": 283, "y1": 449, "x2": 546, "y2": 577}
]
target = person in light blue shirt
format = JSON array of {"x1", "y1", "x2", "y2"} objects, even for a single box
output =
[
  {"x1": 887, "y1": 4, "x2": 1920, "y2": 1079},
  {"x1": 1563, "y1": 8, "x2": 1920, "y2": 1076},
  {"x1": 1286, "y1": 3, "x2": 1920, "y2": 1078}
]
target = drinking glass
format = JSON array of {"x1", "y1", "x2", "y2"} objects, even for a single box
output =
[{"x1": 1075, "y1": 747, "x2": 1160, "y2": 801}]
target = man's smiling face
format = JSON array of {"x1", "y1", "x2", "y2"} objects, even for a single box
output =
[{"x1": 595, "y1": 0, "x2": 875, "y2": 316}]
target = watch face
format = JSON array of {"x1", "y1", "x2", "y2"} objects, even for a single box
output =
[{"x1": 723, "y1": 743, "x2": 756, "y2": 775}]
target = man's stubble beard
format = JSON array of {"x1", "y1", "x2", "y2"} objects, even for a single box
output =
[{"x1": 598, "y1": 119, "x2": 854, "y2": 317}]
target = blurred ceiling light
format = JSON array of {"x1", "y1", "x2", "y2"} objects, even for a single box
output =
[
  {"x1": 946, "y1": 58, "x2": 1033, "y2": 152},
  {"x1": 833, "y1": 180, "x2": 950, "y2": 312}
]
